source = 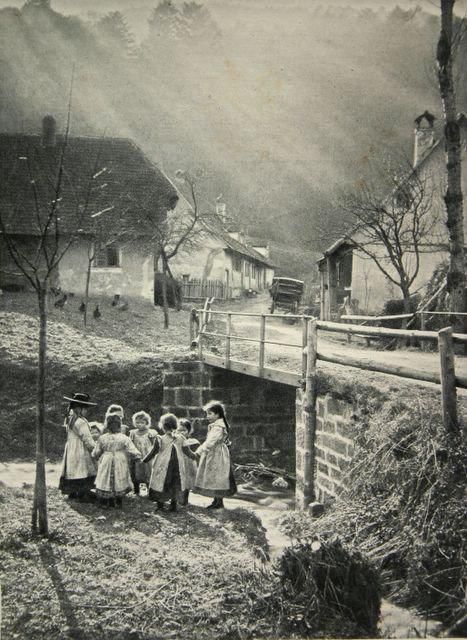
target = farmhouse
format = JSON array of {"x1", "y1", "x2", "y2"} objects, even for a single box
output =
[
  {"x1": 0, "y1": 116, "x2": 178, "y2": 300},
  {"x1": 318, "y1": 111, "x2": 467, "y2": 319},
  {"x1": 167, "y1": 199, "x2": 275, "y2": 300}
]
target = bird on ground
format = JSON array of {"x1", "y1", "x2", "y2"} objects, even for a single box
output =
[
  {"x1": 93, "y1": 305, "x2": 101, "y2": 320},
  {"x1": 79, "y1": 301, "x2": 86, "y2": 313},
  {"x1": 117, "y1": 301, "x2": 129, "y2": 311},
  {"x1": 111, "y1": 294, "x2": 120, "y2": 307},
  {"x1": 54, "y1": 294, "x2": 68, "y2": 309}
]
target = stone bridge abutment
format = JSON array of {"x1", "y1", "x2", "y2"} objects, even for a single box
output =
[{"x1": 162, "y1": 359, "x2": 356, "y2": 508}]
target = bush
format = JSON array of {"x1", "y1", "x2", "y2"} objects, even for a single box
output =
[
  {"x1": 279, "y1": 393, "x2": 466, "y2": 626},
  {"x1": 276, "y1": 538, "x2": 381, "y2": 637}
]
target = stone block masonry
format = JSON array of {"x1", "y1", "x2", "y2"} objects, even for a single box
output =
[
  {"x1": 162, "y1": 360, "x2": 296, "y2": 467},
  {"x1": 313, "y1": 395, "x2": 354, "y2": 502}
]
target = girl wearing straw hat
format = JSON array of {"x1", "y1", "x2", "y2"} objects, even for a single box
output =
[{"x1": 59, "y1": 393, "x2": 98, "y2": 501}]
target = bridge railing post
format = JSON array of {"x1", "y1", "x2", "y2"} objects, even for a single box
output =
[
  {"x1": 225, "y1": 313, "x2": 232, "y2": 368},
  {"x1": 438, "y1": 326, "x2": 459, "y2": 436},
  {"x1": 301, "y1": 316, "x2": 308, "y2": 379},
  {"x1": 198, "y1": 309, "x2": 205, "y2": 360},
  {"x1": 259, "y1": 314, "x2": 266, "y2": 376},
  {"x1": 298, "y1": 318, "x2": 318, "y2": 509}
]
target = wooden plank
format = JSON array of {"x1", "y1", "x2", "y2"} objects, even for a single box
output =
[
  {"x1": 317, "y1": 350, "x2": 467, "y2": 389},
  {"x1": 341, "y1": 313, "x2": 414, "y2": 322},
  {"x1": 438, "y1": 327, "x2": 459, "y2": 433},
  {"x1": 201, "y1": 353, "x2": 301, "y2": 386}
]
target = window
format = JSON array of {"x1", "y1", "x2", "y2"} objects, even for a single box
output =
[
  {"x1": 93, "y1": 243, "x2": 121, "y2": 268},
  {"x1": 252, "y1": 264, "x2": 257, "y2": 279},
  {"x1": 182, "y1": 274, "x2": 190, "y2": 282},
  {"x1": 244, "y1": 261, "x2": 250, "y2": 276},
  {"x1": 233, "y1": 255, "x2": 242, "y2": 272}
]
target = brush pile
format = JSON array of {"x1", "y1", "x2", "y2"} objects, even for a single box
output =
[{"x1": 280, "y1": 397, "x2": 466, "y2": 627}]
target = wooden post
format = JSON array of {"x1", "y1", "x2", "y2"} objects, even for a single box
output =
[
  {"x1": 198, "y1": 309, "x2": 205, "y2": 360},
  {"x1": 438, "y1": 327, "x2": 459, "y2": 435},
  {"x1": 420, "y1": 312, "x2": 426, "y2": 352},
  {"x1": 299, "y1": 318, "x2": 318, "y2": 508},
  {"x1": 225, "y1": 313, "x2": 232, "y2": 368},
  {"x1": 258, "y1": 314, "x2": 266, "y2": 376},
  {"x1": 301, "y1": 316, "x2": 308, "y2": 379}
]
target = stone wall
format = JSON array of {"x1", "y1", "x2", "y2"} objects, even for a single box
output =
[
  {"x1": 314, "y1": 395, "x2": 355, "y2": 502},
  {"x1": 162, "y1": 360, "x2": 296, "y2": 467},
  {"x1": 295, "y1": 386, "x2": 356, "y2": 506}
]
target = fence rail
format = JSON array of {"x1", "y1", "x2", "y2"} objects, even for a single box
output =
[
  {"x1": 190, "y1": 308, "x2": 466, "y2": 434},
  {"x1": 181, "y1": 278, "x2": 232, "y2": 301}
]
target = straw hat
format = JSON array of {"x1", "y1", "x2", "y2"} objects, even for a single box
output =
[{"x1": 63, "y1": 392, "x2": 97, "y2": 406}]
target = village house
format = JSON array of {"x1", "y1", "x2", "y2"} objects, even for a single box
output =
[
  {"x1": 166, "y1": 198, "x2": 275, "y2": 300},
  {"x1": 0, "y1": 116, "x2": 178, "y2": 300},
  {"x1": 318, "y1": 111, "x2": 467, "y2": 319}
]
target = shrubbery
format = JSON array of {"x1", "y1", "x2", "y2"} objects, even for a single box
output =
[{"x1": 279, "y1": 395, "x2": 466, "y2": 627}]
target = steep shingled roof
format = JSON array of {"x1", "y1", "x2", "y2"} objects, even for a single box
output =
[
  {"x1": 0, "y1": 134, "x2": 178, "y2": 235},
  {"x1": 209, "y1": 224, "x2": 275, "y2": 267}
]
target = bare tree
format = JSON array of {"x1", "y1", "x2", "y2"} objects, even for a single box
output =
[
  {"x1": 339, "y1": 161, "x2": 441, "y2": 325},
  {"x1": 0, "y1": 115, "x2": 101, "y2": 535},
  {"x1": 138, "y1": 169, "x2": 224, "y2": 328},
  {"x1": 436, "y1": 0, "x2": 465, "y2": 331}
]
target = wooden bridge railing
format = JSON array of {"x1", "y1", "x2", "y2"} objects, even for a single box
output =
[{"x1": 190, "y1": 309, "x2": 467, "y2": 435}]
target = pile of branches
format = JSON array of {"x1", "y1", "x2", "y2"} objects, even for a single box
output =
[
  {"x1": 219, "y1": 538, "x2": 380, "y2": 638},
  {"x1": 234, "y1": 461, "x2": 295, "y2": 487},
  {"x1": 280, "y1": 398, "x2": 466, "y2": 626}
]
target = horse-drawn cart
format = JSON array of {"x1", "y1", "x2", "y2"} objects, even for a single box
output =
[{"x1": 269, "y1": 277, "x2": 304, "y2": 314}]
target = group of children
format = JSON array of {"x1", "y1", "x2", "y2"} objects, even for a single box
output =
[{"x1": 58, "y1": 393, "x2": 236, "y2": 512}]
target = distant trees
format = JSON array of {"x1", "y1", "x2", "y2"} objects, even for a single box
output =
[
  {"x1": 436, "y1": 0, "x2": 465, "y2": 331},
  {"x1": 94, "y1": 11, "x2": 135, "y2": 58}
]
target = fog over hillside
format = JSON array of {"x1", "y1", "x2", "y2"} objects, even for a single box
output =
[{"x1": 0, "y1": 0, "x2": 465, "y2": 253}]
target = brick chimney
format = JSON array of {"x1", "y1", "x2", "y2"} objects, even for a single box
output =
[
  {"x1": 42, "y1": 115, "x2": 57, "y2": 148},
  {"x1": 413, "y1": 110, "x2": 436, "y2": 167}
]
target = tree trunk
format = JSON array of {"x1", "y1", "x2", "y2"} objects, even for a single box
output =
[
  {"x1": 161, "y1": 263, "x2": 169, "y2": 329},
  {"x1": 83, "y1": 254, "x2": 93, "y2": 329},
  {"x1": 437, "y1": 0, "x2": 465, "y2": 334},
  {"x1": 32, "y1": 285, "x2": 49, "y2": 535}
]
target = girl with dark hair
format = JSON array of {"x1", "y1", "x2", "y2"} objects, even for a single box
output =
[
  {"x1": 143, "y1": 413, "x2": 188, "y2": 512},
  {"x1": 92, "y1": 414, "x2": 142, "y2": 509},
  {"x1": 59, "y1": 393, "x2": 98, "y2": 501},
  {"x1": 192, "y1": 401, "x2": 236, "y2": 509}
]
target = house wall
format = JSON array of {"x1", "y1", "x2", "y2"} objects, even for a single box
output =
[
  {"x1": 170, "y1": 234, "x2": 272, "y2": 297},
  {"x1": 59, "y1": 239, "x2": 154, "y2": 300},
  {"x1": 351, "y1": 247, "x2": 448, "y2": 314}
]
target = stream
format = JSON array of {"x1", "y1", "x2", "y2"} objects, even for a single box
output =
[{"x1": 0, "y1": 461, "x2": 441, "y2": 638}]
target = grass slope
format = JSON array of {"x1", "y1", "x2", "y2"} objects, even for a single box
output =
[{"x1": 0, "y1": 483, "x2": 270, "y2": 640}]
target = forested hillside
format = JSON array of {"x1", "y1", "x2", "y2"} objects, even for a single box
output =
[{"x1": 0, "y1": 0, "x2": 465, "y2": 255}]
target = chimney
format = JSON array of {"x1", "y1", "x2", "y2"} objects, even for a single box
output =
[
  {"x1": 42, "y1": 115, "x2": 57, "y2": 148},
  {"x1": 413, "y1": 110, "x2": 436, "y2": 167},
  {"x1": 216, "y1": 201, "x2": 227, "y2": 223}
]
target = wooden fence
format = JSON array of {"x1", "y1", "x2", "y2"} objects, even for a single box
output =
[
  {"x1": 181, "y1": 278, "x2": 232, "y2": 301},
  {"x1": 191, "y1": 309, "x2": 466, "y2": 436}
]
